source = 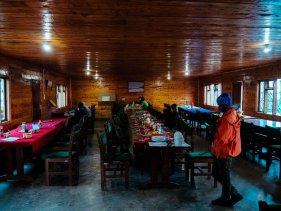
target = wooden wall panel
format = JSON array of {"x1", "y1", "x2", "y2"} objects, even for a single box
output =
[
  {"x1": 199, "y1": 62, "x2": 281, "y2": 121},
  {"x1": 72, "y1": 77, "x2": 198, "y2": 119},
  {"x1": 0, "y1": 55, "x2": 69, "y2": 130}
]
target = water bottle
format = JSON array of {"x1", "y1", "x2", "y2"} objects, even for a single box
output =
[
  {"x1": 158, "y1": 125, "x2": 162, "y2": 134},
  {"x1": 22, "y1": 122, "x2": 26, "y2": 131}
]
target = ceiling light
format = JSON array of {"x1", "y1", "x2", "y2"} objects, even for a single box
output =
[
  {"x1": 86, "y1": 71, "x2": 90, "y2": 76},
  {"x1": 185, "y1": 71, "x2": 189, "y2": 76},
  {"x1": 264, "y1": 28, "x2": 270, "y2": 45},
  {"x1": 264, "y1": 44, "x2": 271, "y2": 53},
  {"x1": 167, "y1": 71, "x2": 171, "y2": 80},
  {"x1": 94, "y1": 72, "x2": 98, "y2": 80},
  {"x1": 44, "y1": 31, "x2": 51, "y2": 40},
  {"x1": 41, "y1": 42, "x2": 52, "y2": 53}
]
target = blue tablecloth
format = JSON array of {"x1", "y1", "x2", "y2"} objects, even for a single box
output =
[{"x1": 178, "y1": 105, "x2": 215, "y2": 114}]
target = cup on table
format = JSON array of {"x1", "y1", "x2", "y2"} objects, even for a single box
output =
[{"x1": 4, "y1": 132, "x2": 10, "y2": 138}]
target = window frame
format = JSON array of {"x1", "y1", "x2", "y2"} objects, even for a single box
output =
[
  {"x1": 56, "y1": 84, "x2": 67, "y2": 108},
  {"x1": 204, "y1": 83, "x2": 222, "y2": 106},
  {"x1": 0, "y1": 77, "x2": 8, "y2": 122},
  {"x1": 258, "y1": 79, "x2": 279, "y2": 116}
]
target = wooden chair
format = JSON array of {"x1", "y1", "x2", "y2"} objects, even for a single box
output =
[
  {"x1": 104, "y1": 120, "x2": 120, "y2": 153},
  {"x1": 45, "y1": 123, "x2": 81, "y2": 186},
  {"x1": 241, "y1": 121, "x2": 267, "y2": 162},
  {"x1": 194, "y1": 112, "x2": 210, "y2": 138},
  {"x1": 96, "y1": 130, "x2": 130, "y2": 190},
  {"x1": 170, "y1": 119, "x2": 192, "y2": 174},
  {"x1": 52, "y1": 116, "x2": 86, "y2": 154},
  {"x1": 265, "y1": 126, "x2": 281, "y2": 179},
  {"x1": 259, "y1": 200, "x2": 281, "y2": 211},
  {"x1": 79, "y1": 115, "x2": 88, "y2": 153},
  {"x1": 185, "y1": 125, "x2": 217, "y2": 188}
]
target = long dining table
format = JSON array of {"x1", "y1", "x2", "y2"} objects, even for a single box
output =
[
  {"x1": 129, "y1": 111, "x2": 191, "y2": 189},
  {"x1": 243, "y1": 118, "x2": 281, "y2": 129},
  {"x1": 0, "y1": 118, "x2": 66, "y2": 181}
]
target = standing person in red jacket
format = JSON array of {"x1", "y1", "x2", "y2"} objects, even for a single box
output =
[{"x1": 212, "y1": 93, "x2": 243, "y2": 207}]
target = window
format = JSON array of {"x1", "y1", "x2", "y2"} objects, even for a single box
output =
[
  {"x1": 258, "y1": 79, "x2": 281, "y2": 115},
  {"x1": 56, "y1": 84, "x2": 67, "y2": 108},
  {"x1": 0, "y1": 78, "x2": 8, "y2": 122},
  {"x1": 204, "y1": 83, "x2": 222, "y2": 106}
]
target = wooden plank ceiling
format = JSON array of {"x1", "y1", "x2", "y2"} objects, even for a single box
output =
[{"x1": 0, "y1": 0, "x2": 281, "y2": 80}]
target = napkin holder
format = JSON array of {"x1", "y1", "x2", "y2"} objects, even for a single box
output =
[{"x1": 23, "y1": 133, "x2": 32, "y2": 138}]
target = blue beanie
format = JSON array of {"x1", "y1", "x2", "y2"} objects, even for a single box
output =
[{"x1": 217, "y1": 93, "x2": 232, "y2": 107}]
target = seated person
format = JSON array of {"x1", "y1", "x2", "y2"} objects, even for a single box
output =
[
  {"x1": 82, "y1": 102, "x2": 92, "y2": 117},
  {"x1": 138, "y1": 96, "x2": 149, "y2": 110},
  {"x1": 170, "y1": 103, "x2": 179, "y2": 130},
  {"x1": 74, "y1": 102, "x2": 88, "y2": 123},
  {"x1": 63, "y1": 102, "x2": 88, "y2": 132},
  {"x1": 163, "y1": 104, "x2": 172, "y2": 126}
]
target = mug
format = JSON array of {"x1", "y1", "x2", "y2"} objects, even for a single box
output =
[{"x1": 4, "y1": 132, "x2": 10, "y2": 138}]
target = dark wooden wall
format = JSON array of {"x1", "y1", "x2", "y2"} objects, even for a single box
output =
[
  {"x1": 71, "y1": 77, "x2": 198, "y2": 119},
  {"x1": 0, "y1": 55, "x2": 70, "y2": 129},
  {"x1": 199, "y1": 61, "x2": 281, "y2": 121}
]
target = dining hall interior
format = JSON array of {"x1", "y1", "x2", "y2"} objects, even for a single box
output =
[{"x1": 0, "y1": 0, "x2": 281, "y2": 210}]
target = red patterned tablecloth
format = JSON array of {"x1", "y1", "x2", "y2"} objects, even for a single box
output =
[{"x1": 0, "y1": 118, "x2": 65, "y2": 153}]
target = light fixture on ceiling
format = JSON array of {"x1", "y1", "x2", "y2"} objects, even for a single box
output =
[
  {"x1": 94, "y1": 71, "x2": 98, "y2": 80},
  {"x1": 263, "y1": 43, "x2": 272, "y2": 53},
  {"x1": 86, "y1": 71, "x2": 90, "y2": 76},
  {"x1": 185, "y1": 54, "x2": 190, "y2": 76},
  {"x1": 263, "y1": 27, "x2": 271, "y2": 53},
  {"x1": 86, "y1": 52, "x2": 91, "y2": 70},
  {"x1": 167, "y1": 71, "x2": 171, "y2": 80},
  {"x1": 41, "y1": 42, "x2": 52, "y2": 53},
  {"x1": 42, "y1": 9, "x2": 52, "y2": 41}
]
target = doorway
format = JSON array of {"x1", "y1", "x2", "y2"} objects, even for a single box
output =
[
  {"x1": 31, "y1": 80, "x2": 41, "y2": 120},
  {"x1": 232, "y1": 81, "x2": 243, "y2": 110}
]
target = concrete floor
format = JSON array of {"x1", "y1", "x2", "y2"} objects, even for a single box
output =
[{"x1": 0, "y1": 123, "x2": 280, "y2": 211}]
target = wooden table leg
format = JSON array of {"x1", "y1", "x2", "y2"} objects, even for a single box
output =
[
  {"x1": 161, "y1": 149, "x2": 178, "y2": 189},
  {"x1": 141, "y1": 150, "x2": 159, "y2": 189},
  {"x1": 16, "y1": 147, "x2": 24, "y2": 176},
  {"x1": 141, "y1": 148, "x2": 179, "y2": 189},
  {"x1": 5, "y1": 148, "x2": 14, "y2": 178},
  {"x1": 150, "y1": 153, "x2": 159, "y2": 184}
]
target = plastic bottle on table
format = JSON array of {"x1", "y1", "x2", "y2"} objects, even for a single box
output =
[
  {"x1": 21, "y1": 122, "x2": 26, "y2": 131},
  {"x1": 158, "y1": 125, "x2": 162, "y2": 134}
]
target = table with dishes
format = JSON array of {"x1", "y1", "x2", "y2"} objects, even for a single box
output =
[
  {"x1": 0, "y1": 118, "x2": 66, "y2": 181},
  {"x1": 130, "y1": 111, "x2": 191, "y2": 189}
]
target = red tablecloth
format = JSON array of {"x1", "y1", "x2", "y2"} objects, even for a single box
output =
[{"x1": 0, "y1": 118, "x2": 65, "y2": 153}]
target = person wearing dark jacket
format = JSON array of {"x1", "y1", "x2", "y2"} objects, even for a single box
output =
[
  {"x1": 212, "y1": 93, "x2": 243, "y2": 207},
  {"x1": 170, "y1": 104, "x2": 179, "y2": 130},
  {"x1": 74, "y1": 102, "x2": 88, "y2": 123}
]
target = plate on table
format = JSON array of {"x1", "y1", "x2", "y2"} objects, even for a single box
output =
[{"x1": 151, "y1": 136, "x2": 166, "y2": 142}]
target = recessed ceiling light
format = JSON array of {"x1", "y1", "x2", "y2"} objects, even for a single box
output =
[
  {"x1": 167, "y1": 71, "x2": 171, "y2": 80},
  {"x1": 41, "y1": 42, "x2": 52, "y2": 52},
  {"x1": 263, "y1": 44, "x2": 271, "y2": 53},
  {"x1": 86, "y1": 71, "x2": 90, "y2": 76},
  {"x1": 94, "y1": 72, "x2": 98, "y2": 80}
]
